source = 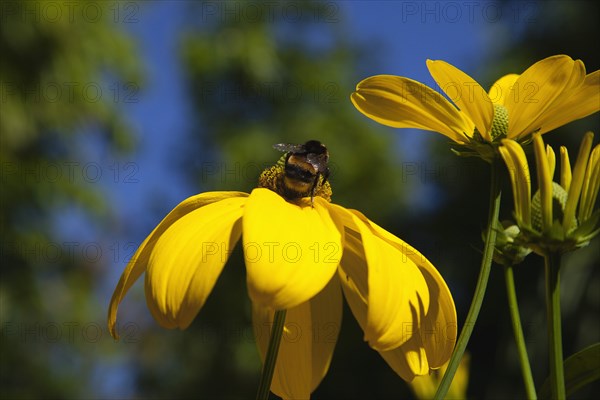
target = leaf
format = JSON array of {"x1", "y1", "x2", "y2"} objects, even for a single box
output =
[{"x1": 538, "y1": 343, "x2": 600, "y2": 399}]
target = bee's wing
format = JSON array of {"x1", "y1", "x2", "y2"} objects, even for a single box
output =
[
  {"x1": 306, "y1": 152, "x2": 328, "y2": 166},
  {"x1": 273, "y1": 143, "x2": 306, "y2": 153}
]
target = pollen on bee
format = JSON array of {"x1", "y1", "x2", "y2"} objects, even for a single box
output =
[
  {"x1": 258, "y1": 163, "x2": 332, "y2": 202},
  {"x1": 257, "y1": 164, "x2": 282, "y2": 194}
]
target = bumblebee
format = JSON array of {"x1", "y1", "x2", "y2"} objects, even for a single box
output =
[{"x1": 271, "y1": 140, "x2": 330, "y2": 204}]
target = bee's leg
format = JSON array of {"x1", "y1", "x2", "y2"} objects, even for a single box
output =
[
  {"x1": 310, "y1": 174, "x2": 320, "y2": 207},
  {"x1": 322, "y1": 168, "x2": 330, "y2": 185}
]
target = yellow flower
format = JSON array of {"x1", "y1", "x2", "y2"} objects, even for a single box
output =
[
  {"x1": 351, "y1": 55, "x2": 599, "y2": 161},
  {"x1": 108, "y1": 188, "x2": 457, "y2": 399},
  {"x1": 499, "y1": 132, "x2": 600, "y2": 255}
]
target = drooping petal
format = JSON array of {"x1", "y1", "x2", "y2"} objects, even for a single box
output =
[
  {"x1": 427, "y1": 59, "x2": 494, "y2": 142},
  {"x1": 327, "y1": 203, "x2": 429, "y2": 352},
  {"x1": 309, "y1": 275, "x2": 343, "y2": 390},
  {"x1": 253, "y1": 304, "x2": 311, "y2": 400},
  {"x1": 488, "y1": 74, "x2": 519, "y2": 105},
  {"x1": 356, "y1": 220, "x2": 429, "y2": 352},
  {"x1": 413, "y1": 260, "x2": 457, "y2": 368},
  {"x1": 252, "y1": 277, "x2": 343, "y2": 400},
  {"x1": 144, "y1": 195, "x2": 246, "y2": 329},
  {"x1": 409, "y1": 354, "x2": 470, "y2": 399},
  {"x1": 108, "y1": 191, "x2": 248, "y2": 338},
  {"x1": 505, "y1": 55, "x2": 576, "y2": 139},
  {"x1": 336, "y1": 247, "x2": 429, "y2": 381},
  {"x1": 349, "y1": 210, "x2": 457, "y2": 367},
  {"x1": 379, "y1": 335, "x2": 429, "y2": 381},
  {"x1": 351, "y1": 75, "x2": 474, "y2": 143},
  {"x1": 335, "y1": 223, "x2": 370, "y2": 317},
  {"x1": 536, "y1": 70, "x2": 600, "y2": 135},
  {"x1": 243, "y1": 189, "x2": 341, "y2": 310}
]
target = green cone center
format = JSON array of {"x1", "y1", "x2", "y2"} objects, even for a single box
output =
[
  {"x1": 531, "y1": 181, "x2": 570, "y2": 231},
  {"x1": 490, "y1": 104, "x2": 509, "y2": 140}
]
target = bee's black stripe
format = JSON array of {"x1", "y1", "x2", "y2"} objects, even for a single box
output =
[{"x1": 284, "y1": 163, "x2": 315, "y2": 182}]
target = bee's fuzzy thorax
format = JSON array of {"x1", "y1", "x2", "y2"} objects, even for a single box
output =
[{"x1": 258, "y1": 156, "x2": 332, "y2": 203}]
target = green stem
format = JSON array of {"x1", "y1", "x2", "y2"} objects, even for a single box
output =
[
  {"x1": 544, "y1": 252, "x2": 565, "y2": 400},
  {"x1": 504, "y1": 264, "x2": 537, "y2": 399},
  {"x1": 256, "y1": 310, "x2": 287, "y2": 400},
  {"x1": 434, "y1": 159, "x2": 502, "y2": 399}
]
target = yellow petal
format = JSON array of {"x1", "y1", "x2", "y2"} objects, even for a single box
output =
[
  {"x1": 351, "y1": 75, "x2": 474, "y2": 143},
  {"x1": 533, "y1": 135, "x2": 553, "y2": 232},
  {"x1": 563, "y1": 132, "x2": 594, "y2": 231},
  {"x1": 560, "y1": 146, "x2": 572, "y2": 192},
  {"x1": 379, "y1": 335, "x2": 429, "y2": 381},
  {"x1": 252, "y1": 277, "x2": 343, "y2": 400},
  {"x1": 537, "y1": 70, "x2": 600, "y2": 135},
  {"x1": 144, "y1": 195, "x2": 246, "y2": 329},
  {"x1": 579, "y1": 143, "x2": 600, "y2": 221},
  {"x1": 336, "y1": 246, "x2": 429, "y2": 381},
  {"x1": 488, "y1": 74, "x2": 519, "y2": 105},
  {"x1": 309, "y1": 275, "x2": 343, "y2": 390},
  {"x1": 108, "y1": 191, "x2": 248, "y2": 339},
  {"x1": 518, "y1": 58, "x2": 587, "y2": 137},
  {"x1": 499, "y1": 140, "x2": 532, "y2": 227},
  {"x1": 547, "y1": 144, "x2": 556, "y2": 181},
  {"x1": 350, "y1": 210, "x2": 457, "y2": 367},
  {"x1": 327, "y1": 203, "x2": 429, "y2": 352},
  {"x1": 409, "y1": 353, "x2": 471, "y2": 399},
  {"x1": 360, "y1": 225, "x2": 429, "y2": 351},
  {"x1": 506, "y1": 55, "x2": 576, "y2": 139},
  {"x1": 427, "y1": 59, "x2": 494, "y2": 142},
  {"x1": 336, "y1": 227, "x2": 369, "y2": 314},
  {"x1": 253, "y1": 305, "x2": 311, "y2": 400},
  {"x1": 243, "y1": 189, "x2": 341, "y2": 310},
  {"x1": 414, "y1": 259, "x2": 457, "y2": 368}
]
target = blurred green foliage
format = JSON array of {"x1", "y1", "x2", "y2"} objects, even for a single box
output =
[
  {"x1": 1, "y1": 0, "x2": 598, "y2": 399},
  {"x1": 1, "y1": 0, "x2": 141, "y2": 398}
]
